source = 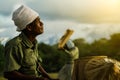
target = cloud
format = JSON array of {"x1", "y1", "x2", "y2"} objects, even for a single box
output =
[
  {"x1": 0, "y1": 14, "x2": 19, "y2": 44},
  {"x1": 24, "y1": 0, "x2": 120, "y2": 23},
  {"x1": 37, "y1": 19, "x2": 120, "y2": 44},
  {"x1": 0, "y1": 29, "x2": 5, "y2": 33},
  {"x1": 72, "y1": 24, "x2": 120, "y2": 43},
  {"x1": 0, "y1": 0, "x2": 17, "y2": 15},
  {"x1": 1, "y1": 0, "x2": 120, "y2": 45},
  {"x1": 1, "y1": 0, "x2": 120, "y2": 23}
]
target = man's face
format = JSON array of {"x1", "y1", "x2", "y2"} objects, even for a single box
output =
[{"x1": 31, "y1": 17, "x2": 44, "y2": 35}]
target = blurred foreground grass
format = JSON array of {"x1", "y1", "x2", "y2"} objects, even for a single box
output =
[
  {"x1": 0, "y1": 77, "x2": 6, "y2": 80},
  {"x1": 0, "y1": 73, "x2": 6, "y2": 80},
  {"x1": 0, "y1": 73, "x2": 58, "y2": 80},
  {"x1": 49, "y1": 73, "x2": 58, "y2": 79}
]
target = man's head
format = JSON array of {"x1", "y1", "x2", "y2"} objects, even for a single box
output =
[
  {"x1": 12, "y1": 5, "x2": 41, "y2": 31},
  {"x1": 23, "y1": 17, "x2": 44, "y2": 36},
  {"x1": 12, "y1": 5, "x2": 44, "y2": 36}
]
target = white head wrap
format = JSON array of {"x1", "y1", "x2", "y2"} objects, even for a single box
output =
[{"x1": 12, "y1": 5, "x2": 39, "y2": 31}]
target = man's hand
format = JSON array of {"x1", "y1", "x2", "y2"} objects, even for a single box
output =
[
  {"x1": 65, "y1": 40, "x2": 75, "y2": 50},
  {"x1": 36, "y1": 77, "x2": 59, "y2": 80}
]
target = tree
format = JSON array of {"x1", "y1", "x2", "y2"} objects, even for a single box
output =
[
  {"x1": 0, "y1": 42, "x2": 5, "y2": 73},
  {"x1": 74, "y1": 38, "x2": 91, "y2": 57},
  {"x1": 108, "y1": 33, "x2": 120, "y2": 60},
  {"x1": 38, "y1": 43, "x2": 68, "y2": 72}
]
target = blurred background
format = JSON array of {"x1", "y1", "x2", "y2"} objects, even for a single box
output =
[{"x1": 1, "y1": 0, "x2": 120, "y2": 79}]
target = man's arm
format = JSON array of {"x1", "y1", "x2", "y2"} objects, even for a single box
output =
[
  {"x1": 4, "y1": 71, "x2": 48, "y2": 80},
  {"x1": 38, "y1": 63, "x2": 52, "y2": 80}
]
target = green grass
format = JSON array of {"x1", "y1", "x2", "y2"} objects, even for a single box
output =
[
  {"x1": 0, "y1": 73, "x2": 6, "y2": 80},
  {"x1": 0, "y1": 77, "x2": 6, "y2": 80}
]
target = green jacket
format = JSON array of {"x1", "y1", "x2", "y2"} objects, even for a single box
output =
[{"x1": 4, "y1": 32, "x2": 42, "y2": 77}]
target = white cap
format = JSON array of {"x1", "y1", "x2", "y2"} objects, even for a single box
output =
[
  {"x1": 12, "y1": 5, "x2": 39, "y2": 31},
  {"x1": 66, "y1": 40, "x2": 75, "y2": 49}
]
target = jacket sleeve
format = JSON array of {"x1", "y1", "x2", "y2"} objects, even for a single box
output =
[{"x1": 4, "y1": 44, "x2": 22, "y2": 72}]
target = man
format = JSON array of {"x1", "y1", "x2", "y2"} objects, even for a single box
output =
[
  {"x1": 4, "y1": 5, "x2": 52, "y2": 80},
  {"x1": 58, "y1": 40, "x2": 79, "y2": 80}
]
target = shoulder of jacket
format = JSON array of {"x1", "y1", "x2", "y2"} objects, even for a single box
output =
[{"x1": 5, "y1": 35, "x2": 22, "y2": 47}]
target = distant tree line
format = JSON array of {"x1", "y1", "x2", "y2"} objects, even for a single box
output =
[
  {"x1": 73, "y1": 33, "x2": 120, "y2": 60},
  {"x1": 0, "y1": 42, "x2": 4, "y2": 74},
  {"x1": 1, "y1": 33, "x2": 120, "y2": 73}
]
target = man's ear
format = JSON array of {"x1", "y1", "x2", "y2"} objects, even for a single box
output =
[{"x1": 26, "y1": 25, "x2": 32, "y2": 31}]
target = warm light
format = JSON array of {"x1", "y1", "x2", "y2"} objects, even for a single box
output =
[{"x1": 108, "y1": 0, "x2": 119, "y2": 4}]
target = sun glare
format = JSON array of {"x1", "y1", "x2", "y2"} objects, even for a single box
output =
[{"x1": 108, "y1": 0, "x2": 119, "y2": 4}]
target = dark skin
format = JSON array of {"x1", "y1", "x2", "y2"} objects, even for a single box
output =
[
  {"x1": 4, "y1": 17, "x2": 54, "y2": 80},
  {"x1": 23, "y1": 17, "x2": 44, "y2": 42}
]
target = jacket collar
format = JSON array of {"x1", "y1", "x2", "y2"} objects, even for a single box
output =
[{"x1": 19, "y1": 32, "x2": 38, "y2": 49}]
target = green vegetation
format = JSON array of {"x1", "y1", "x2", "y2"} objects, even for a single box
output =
[
  {"x1": 73, "y1": 33, "x2": 120, "y2": 61},
  {"x1": 0, "y1": 77, "x2": 6, "y2": 80},
  {"x1": 1, "y1": 33, "x2": 120, "y2": 75},
  {"x1": 0, "y1": 41, "x2": 4, "y2": 73}
]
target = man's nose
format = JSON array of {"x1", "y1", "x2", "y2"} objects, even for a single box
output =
[{"x1": 40, "y1": 21, "x2": 43, "y2": 26}]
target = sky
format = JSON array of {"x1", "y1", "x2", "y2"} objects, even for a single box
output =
[{"x1": 1, "y1": 0, "x2": 120, "y2": 45}]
